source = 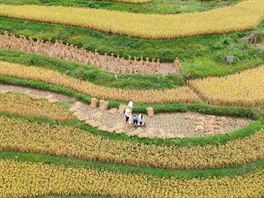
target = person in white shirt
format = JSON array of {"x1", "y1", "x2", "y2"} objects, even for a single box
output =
[
  {"x1": 128, "y1": 101, "x2": 133, "y2": 108},
  {"x1": 125, "y1": 107, "x2": 131, "y2": 123},
  {"x1": 137, "y1": 114, "x2": 142, "y2": 125}
]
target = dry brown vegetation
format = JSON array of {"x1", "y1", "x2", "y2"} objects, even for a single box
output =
[{"x1": 0, "y1": 33, "x2": 179, "y2": 74}]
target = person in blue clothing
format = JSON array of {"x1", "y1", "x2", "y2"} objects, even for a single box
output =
[{"x1": 133, "y1": 114, "x2": 138, "y2": 125}]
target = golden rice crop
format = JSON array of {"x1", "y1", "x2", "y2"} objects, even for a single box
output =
[
  {"x1": 0, "y1": 160, "x2": 263, "y2": 198},
  {"x1": 0, "y1": 61, "x2": 199, "y2": 103},
  {"x1": 0, "y1": 0, "x2": 263, "y2": 39},
  {"x1": 0, "y1": 116, "x2": 263, "y2": 169},
  {"x1": 0, "y1": 92, "x2": 73, "y2": 120},
  {"x1": 188, "y1": 65, "x2": 264, "y2": 107}
]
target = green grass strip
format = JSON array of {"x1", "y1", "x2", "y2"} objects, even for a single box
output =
[{"x1": 0, "y1": 151, "x2": 263, "y2": 179}]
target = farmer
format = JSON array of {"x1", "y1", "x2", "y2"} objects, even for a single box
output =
[
  {"x1": 125, "y1": 107, "x2": 132, "y2": 123},
  {"x1": 128, "y1": 101, "x2": 133, "y2": 108}
]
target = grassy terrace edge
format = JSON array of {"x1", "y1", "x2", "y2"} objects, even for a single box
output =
[
  {"x1": 0, "y1": 1, "x2": 263, "y2": 39},
  {"x1": 0, "y1": 76, "x2": 261, "y2": 118},
  {"x1": 0, "y1": 17, "x2": 263, "y2": 78},
  {"x1": 2, "y1": 60, "x2": 264, "y2": 106},
  {"x1": 0, "y1": 49, "x2": 186, "y2": 89},
  {"x1": 1, "y1": 46, "x2": 263, "y2": 89},
  {"x1": 1, "y1": 151, "x2": 263, "y2": 179},
  {"x1": 1, "y1": 49, "x2": 264, "y2": 107}
]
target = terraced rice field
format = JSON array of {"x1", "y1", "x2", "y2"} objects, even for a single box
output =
[
  {"x1": 0, "y1": 61, "x2": 199, "y2": 103},
  {"x1": 0, "y1": 92, "x2": 73, "y2": 121},
  {"x1": 189, "y1": 65, "x2": 264, "y2": 106},
  {"x1": 0, "y1": 0, "x2": 263, "y2": 39},
  {"x1": 0, "y1": 0, "x2": 263, "y2": 197},
  {"x1": 1, "y1": 160, "x2": 263, "y2": 198}
]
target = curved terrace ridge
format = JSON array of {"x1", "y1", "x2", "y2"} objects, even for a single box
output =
[
  {"x1": 0, "y1": 61, "x2": 263, "y2": 106},
  {"x1": 0, "y1": 61, "x2": 199, "y2": 104}
]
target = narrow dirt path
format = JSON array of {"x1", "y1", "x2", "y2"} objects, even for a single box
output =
[{"x1": 0, "y1": 84, "x2": 251, "y2": 139}]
